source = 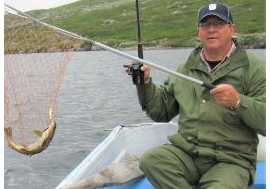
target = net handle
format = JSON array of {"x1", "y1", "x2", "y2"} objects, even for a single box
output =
[{"x1": 4, "y1": 4, "x2": 214, "y2": 89}]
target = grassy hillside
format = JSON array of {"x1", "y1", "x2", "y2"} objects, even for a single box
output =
[{"x1": 5, "y1": 0, "x2": 266, "y2": 52}]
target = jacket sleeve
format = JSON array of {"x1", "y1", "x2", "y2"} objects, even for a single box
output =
[
  {"x1": 235, "y1": 57, "x2": 266, "y2": 136},
  {"x1": 136, "y1": 76, "x2": 179, "y2": 122}
]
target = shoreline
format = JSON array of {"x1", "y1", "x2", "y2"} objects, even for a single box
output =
[
  {"x1": 5, "y1": 32, "x2": 265, "y2": 54},
  {"x1": 5, "y1": 36, "x2": 266, "y2": 54}
]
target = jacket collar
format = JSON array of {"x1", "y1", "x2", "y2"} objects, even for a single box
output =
[{"x1": 184, "y1": 38, "x2": 250, "y2": 75}]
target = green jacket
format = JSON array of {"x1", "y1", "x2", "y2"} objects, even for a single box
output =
[{"x1": 137, "y1": 39, "x2": 266, "y2": 181}]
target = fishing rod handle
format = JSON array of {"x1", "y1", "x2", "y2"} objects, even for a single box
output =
[
  {"x1": 202, "y1": 82, "x2": 216, "y2": 90},
  {"x1": 138, "y1": 43, "x2": 143, "y2": 59}
]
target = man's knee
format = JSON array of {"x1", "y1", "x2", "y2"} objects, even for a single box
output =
[
  {"x1": 139, "y1": 146, "x2": 164, "y2": 172},
  {"x1": 199, "y1": 163, "x2": 250, "y2": 189}
]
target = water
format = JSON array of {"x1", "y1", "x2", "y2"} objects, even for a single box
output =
[{"x1": 4, "y1": 49, "x2": 265, "y2": 189}]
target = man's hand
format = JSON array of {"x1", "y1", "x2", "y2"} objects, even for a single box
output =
[
  {"x1": 124, "y1": 61, "x2": 151, "y2": 81},
  {"x1": 210, "y1": 84, "x2": 240, "y2": 109},
  {"x1": 140, "y1": 64, "x2": 150, "y2": 81}
]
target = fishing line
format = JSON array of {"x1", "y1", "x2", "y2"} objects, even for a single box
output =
[{"x1": 4, "y1": 4, "x2": 215, "y2": 90}]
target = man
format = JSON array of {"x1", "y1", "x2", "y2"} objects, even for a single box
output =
[{"x1": 130, "y1": 2, "x2": 266, "y2": 189}]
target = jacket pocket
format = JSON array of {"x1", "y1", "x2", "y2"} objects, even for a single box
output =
[
  {"x1": 222, "y1": 111, "x2": 243, "y2": 125},
  {"x1": 168, "y1": 133, "x2": 199, "y2": 155}
]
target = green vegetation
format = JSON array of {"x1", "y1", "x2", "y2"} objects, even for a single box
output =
[{"x1": 5, "y1": 0, "x2": 266, "y2": 52}]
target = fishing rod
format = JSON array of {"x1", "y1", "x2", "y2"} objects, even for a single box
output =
[
  {"x1": 5, "y1": 4, "x2": 215, "y2": 90},
  {"x1": 135, "y1": 0, "x2": 143, "y2": 59},
  {"x1": 126, "y1": 0, "x2": 145, "y2": 86},
  {"x1": 134, "y1": 0, "x2": 146, "y2": 110}
]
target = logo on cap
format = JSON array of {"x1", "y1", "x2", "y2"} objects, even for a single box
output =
[{"x1": 209, "y1": 4, "x2": 217, "y2": 10}]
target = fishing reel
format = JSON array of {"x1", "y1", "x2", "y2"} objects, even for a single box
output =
[{"x1": 124, "y1": 63, "x2": 144, "y2": 85}]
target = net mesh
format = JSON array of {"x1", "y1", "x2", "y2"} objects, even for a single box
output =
[{"x1": 4, "y1": 7, "x2": 82, "y2": 147}]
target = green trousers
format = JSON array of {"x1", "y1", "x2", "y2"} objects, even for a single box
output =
[{"x1": 139, "y1": 144, "x2": 250, "y2": 189}]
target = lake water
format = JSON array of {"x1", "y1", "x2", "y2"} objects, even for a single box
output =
[{"x1": 4, "y1": 48, "x2": 266, "y2": 189}]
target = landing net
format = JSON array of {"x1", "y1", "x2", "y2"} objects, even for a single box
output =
[{"x1": 4, "y1": 5, "x2": 83, "y2": 154}]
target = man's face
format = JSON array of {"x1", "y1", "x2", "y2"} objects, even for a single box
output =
[{"x1": 197, "y1": 16, "x2": 236, "y2": 52}]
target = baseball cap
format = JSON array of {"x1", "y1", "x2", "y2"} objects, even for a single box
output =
[{"x1": 198, "y1": 2, "x2": 233, "y2": 24}]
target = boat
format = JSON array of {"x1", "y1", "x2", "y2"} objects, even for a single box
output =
[{"x1": 56, "y1": 122, "x2": 266, "y2": 189}]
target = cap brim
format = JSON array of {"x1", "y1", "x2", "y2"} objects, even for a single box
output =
[{"x1": 198, "y1": 13, "x2": 231, "y2": 23}]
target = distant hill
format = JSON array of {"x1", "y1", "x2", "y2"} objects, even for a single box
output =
[{"x1": 5, "y1": 0, "x2": 266, "y2": 51}]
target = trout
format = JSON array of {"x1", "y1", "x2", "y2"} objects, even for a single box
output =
[{"x1": 4, "y1": 121, "x2": 56, "y2": 156}]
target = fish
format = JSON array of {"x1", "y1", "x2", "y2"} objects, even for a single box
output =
[{"x1": 4, "y1": 120, "x2": 56, "y2": 156}]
